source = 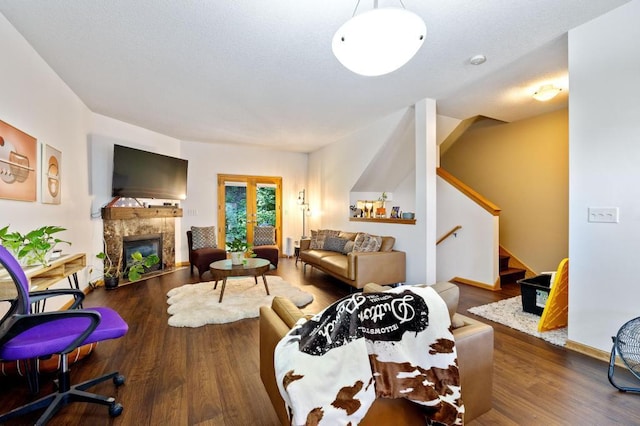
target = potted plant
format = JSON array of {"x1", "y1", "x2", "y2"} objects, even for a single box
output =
[
  {"x1": 0, "y1": 225, "x2": 70, "y2": 267},
  {"x1": 96, "y1": 251, "x2": 121, "y2": 290},
  {"x1": 226, "y1": 238, "x2": 252, "y2": 265},
  {"x1": 96, "y1": 250, "x2": 160, "y2": 290}
]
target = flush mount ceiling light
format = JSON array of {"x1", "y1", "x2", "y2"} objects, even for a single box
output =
[
  {"x1": 533, "y1": 84, "x2": 562, "y2": 101},
  {"x1": 332, "y1": 1, "x2": 426, "y2": 77}
]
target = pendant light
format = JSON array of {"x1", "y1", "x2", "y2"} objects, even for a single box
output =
[{"x1": 332, "y1": 1, "x2": 426, "y2": 77}]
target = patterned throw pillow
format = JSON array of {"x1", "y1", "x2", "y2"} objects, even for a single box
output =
[
  {"x1": 254, "y1": 226, "x2": 276, "y2": 246},
  {"x1": 342, "y1": 240, "x2": 355, "y2": 254},
  {"x1": 310, "y1": 229, "x2": 340, "y2": 249},
  {"x1": 191, "y1": 226, "x2": 216, "y2": 250},
  {"x1": 323, "y1": 236, "x2": 348, "y2": 253},
  {"x1": 353, "y1": 233, "x2": 382, "y2": 253}
]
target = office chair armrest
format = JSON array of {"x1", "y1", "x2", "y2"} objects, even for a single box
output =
[
  {"x1": 0, "y1": 310, "x2": 101, "y2": 354},
  {"x1": 29, "y1": 289, "x2": 85, "y2": 309}
]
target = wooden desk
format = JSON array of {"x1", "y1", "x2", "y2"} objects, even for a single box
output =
[{"x1": 0, "y1": 253, "x2": 86, "y2": 299}]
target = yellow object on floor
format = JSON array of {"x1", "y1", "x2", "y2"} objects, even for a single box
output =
[{"x1": 538, "y1": 258, "x2": 569, "y2": 332}]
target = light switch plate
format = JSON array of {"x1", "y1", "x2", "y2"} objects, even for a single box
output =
[{"x1": 588, "y1": 207, "x2": 619, "y2": 223}]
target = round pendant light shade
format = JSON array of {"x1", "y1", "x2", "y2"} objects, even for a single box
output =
[{"x1": 332, "y1": 7, "x2": 426, "y2": 77}]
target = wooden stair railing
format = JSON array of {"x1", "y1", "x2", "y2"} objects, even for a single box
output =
[{"x1": 437, "y1": 225, "x2": 462, "y2": 245}]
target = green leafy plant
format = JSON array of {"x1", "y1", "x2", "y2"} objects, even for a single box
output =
[
  {"x1": 124, "y1": 251, "x2": 160, "y2": 282},
  {"x1": 96, "y1": 251, "x2": 160, "y2": 282},
  {"x1": 226, "y1": 237, "x2": 252, "y2": 253},
  {"x1": 0, "y1": 225, "x2": 70, "y2": 267}
]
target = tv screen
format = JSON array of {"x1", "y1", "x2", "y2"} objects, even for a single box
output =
[{"x1": 111, "y1": 145, "x2": 188, "y2": 200}]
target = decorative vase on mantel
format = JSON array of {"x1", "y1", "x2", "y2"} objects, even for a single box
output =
[{"x1": 230, "y1": 252, "x2": 244, "y2": 265}]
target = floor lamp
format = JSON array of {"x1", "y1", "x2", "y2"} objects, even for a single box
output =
[{"x1": 297, "y1": 190, "x2": 310, "y2": 239}]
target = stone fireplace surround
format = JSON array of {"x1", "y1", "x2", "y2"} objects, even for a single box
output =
[{"x1": 101, "y1": 207, "x2": 182, "y2": 278}]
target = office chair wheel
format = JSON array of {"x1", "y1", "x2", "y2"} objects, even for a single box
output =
[
  {"x1": 113, "y1": 374, "x2": 126, "y2": 386},
  {"x1": 109, "y1": 402, "x2": 124, "y2": 417}
]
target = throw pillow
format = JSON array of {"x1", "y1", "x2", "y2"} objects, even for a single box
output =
[
  {"x1": 353, "y1": 232, "x2": 382, "y2": 253},
  {"x1": 191, "y1": 226, "x2": 216, "y2": 250},
  {"x1": 342, "y1": 240, "x2": 355, "y2": 254},
  {"x1": 254, "y1": 226, "x2": 276, "y2": 246},
  {"x1": 310, "y1": 229, "x2": 340, "y2": 249},
  {"x1": 323, "y1": 236, "x2": 348, "y2": 253}
]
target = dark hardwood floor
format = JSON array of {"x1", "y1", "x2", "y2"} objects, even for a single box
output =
[{"x1": 1, "y1": 258, "x2": 640, "y2": 425}]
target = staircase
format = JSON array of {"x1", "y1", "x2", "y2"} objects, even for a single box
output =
[{"x1": 499, "y1": 254, "x2": 526, "y2": 285}]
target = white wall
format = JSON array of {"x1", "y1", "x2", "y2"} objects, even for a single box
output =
[
  {"x1": 436, "y1": 177, "x2": 499, "y2": 285},
  {"x1": 308, "y1": 102, "x2": 438, "y2": 284},
  {"x1": 179, "y1": 140, "x2": 308, "y2": 262},
  {"x1": 568, "y1": 0, "x2": 640, "y2": 351},
  {"x1": 0, "y1": 12, "x2": 94, "y2": 294}
]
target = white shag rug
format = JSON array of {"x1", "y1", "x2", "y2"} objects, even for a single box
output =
[
  {"x1": 166, "y1": 275, "x2": 313, "y2": 327},
  {"x1": 468, "y1": 296, "x2": 567, "y2": 346}
]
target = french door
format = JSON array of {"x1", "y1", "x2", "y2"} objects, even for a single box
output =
[{"x1": 217, "y1": 174, "x2": 282, "y2": 250}]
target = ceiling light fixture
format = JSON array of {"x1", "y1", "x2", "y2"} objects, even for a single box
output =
[
  {"x1": 332, "y1": 0, "x2": 426, "y2": 77},
  {"x1": 469, "y1": 54, "x2": 486, "y2": 65},
  {"x1": 532, "y1": 84, "x2": 562, "y2": 101}
]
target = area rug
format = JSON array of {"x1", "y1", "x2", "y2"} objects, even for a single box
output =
[
  {"x1": 166, "y1": 275, "x2": 313, "y2": 327},
  {"x1": 468, "y1": 296, "x2": 567, "y2": 346}
]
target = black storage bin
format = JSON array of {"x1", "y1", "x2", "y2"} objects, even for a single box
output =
[{"x1": 518, "y1": 274, "x2": 552, "y2": 316}]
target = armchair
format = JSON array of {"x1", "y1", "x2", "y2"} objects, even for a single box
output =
[
  {"x1": 0, "y1": 246, "x2": 129, "y2": 425},
  {"x1": 252, "y1": 225, "x2": 279, "y2": 268},
  {"x1": 187, "y1": 229, "x2": 227, "y2": 280}
]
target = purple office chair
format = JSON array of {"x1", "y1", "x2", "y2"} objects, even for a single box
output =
[{"x1": 0, "y1": 245, "x2": 129, "y2": 425}]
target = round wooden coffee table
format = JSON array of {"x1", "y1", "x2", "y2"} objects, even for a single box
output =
[{"x1": 209, "y1": 258, "x2": 271, "y2": 303}]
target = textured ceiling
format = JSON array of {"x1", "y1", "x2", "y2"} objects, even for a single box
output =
[{"x1": 0, "y1": 1, "x2": 631, "y2": 152}]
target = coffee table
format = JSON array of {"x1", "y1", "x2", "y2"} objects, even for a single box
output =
[{"x1": 209, "y1": 258, "x2": 271, "y2": 303}]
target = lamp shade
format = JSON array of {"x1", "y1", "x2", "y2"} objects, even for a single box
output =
[{"x1": 332, "y1": 7, "x2": 426, "y2": 77}]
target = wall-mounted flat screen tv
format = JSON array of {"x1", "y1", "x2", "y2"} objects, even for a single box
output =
[{"x1": 111, "y1": 144, "x2": 188, "y2": 200}]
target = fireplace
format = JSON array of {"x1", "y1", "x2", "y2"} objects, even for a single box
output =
[
  {"x1": 102, "y1": 207, "x2": 180, "y2": 282},
  {"x1": 122, "y1": 233, "x2": 163, "y2": 274}
]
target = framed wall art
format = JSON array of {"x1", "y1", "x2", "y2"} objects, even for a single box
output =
[
  {"x1": 42, "y1": 144, "x2": 61, "y2": 204},
  {"x1": 0, "y1": 119, "x2": 37, "y2": 202}
]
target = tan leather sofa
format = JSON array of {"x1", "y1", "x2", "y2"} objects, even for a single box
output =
[
  {"x1": 260, "y1": 281, "x2": 494, "y2": 425},
  {"x1": 299, "y1": 234, "x2": 406, "y2": 289}
]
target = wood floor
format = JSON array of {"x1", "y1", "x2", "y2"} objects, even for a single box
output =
[{"x1": 1, "y1": 258, "x2": 640, "y2": 425}]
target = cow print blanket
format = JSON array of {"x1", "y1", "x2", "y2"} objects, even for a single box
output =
[{"x1": 275, "y1": 285, "x2": 464, "y2": 425}]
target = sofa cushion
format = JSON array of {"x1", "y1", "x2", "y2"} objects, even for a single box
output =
[
  {"x1": 379, "y1": 236, "x2": 395, "y2": 252},
  {"x1": 342, "y1": 240, "x2": 355, "y2": 254},
  {"x1": 191, "y1": 226, "x2": 217, "y2": 249},
  {"x1": 300, "y1": 249, "x2": 337, "y2": 263},
  {"x1": 310, "y1": 229, "x2": 340, "y2": 249},
  {"x1": 338, "y1": 231, "x2": 358, "y2": 241},
  {"x1": 324, "y1": 236, "x2": 348, "y2": 253},
  {"x1": 353, "y1": 233, "x2": 382, "y2": 252},
  {"x1": 318, "y1": 254, "x2": 349, "y2": 278}
]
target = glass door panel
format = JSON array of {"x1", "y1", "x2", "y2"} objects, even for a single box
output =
[
  {"x1": 224, "y1": 181, "x2": 247, "y2": 246},
  {"x1": 218, "y1": 175, "x2": 282, "y2": 250}
]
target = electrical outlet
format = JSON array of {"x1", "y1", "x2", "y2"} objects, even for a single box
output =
[{"x1": 588, "y1": 207, "x2": 619, "y2": 223}]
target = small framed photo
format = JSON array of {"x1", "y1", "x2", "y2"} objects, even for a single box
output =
[{"x1": 390, "y1": 206, "x2": 400, "y2": 218}]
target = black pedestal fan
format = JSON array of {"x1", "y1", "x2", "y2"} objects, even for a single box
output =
[{"x1": 609, "y1": 317, "x2": 640, "y2": 392}]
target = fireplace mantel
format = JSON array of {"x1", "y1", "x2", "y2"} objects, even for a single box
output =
[{"x1": 101, "y1": 207, "x2": 182, "y2": 220}]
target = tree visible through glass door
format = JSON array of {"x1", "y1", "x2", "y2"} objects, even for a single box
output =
[{"x1": 217, "y1": 175, "x2": 282, "y2": 250}]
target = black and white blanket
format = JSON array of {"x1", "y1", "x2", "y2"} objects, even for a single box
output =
[{"x1": 275, "y1": 285, "x2": 464, "y2": 425}]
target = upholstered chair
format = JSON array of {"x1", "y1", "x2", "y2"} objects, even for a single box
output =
[
  {"x1": 252, "y1": 226, "x2": 279, "y2": 268},
  {"x1": 187, "y1": 227, "x2": 227, "y2": 280}
]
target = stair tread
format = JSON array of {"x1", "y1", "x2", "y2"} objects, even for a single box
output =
[{"x1": 500, "y1": 267, "x2": 526, "y2": 275}]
